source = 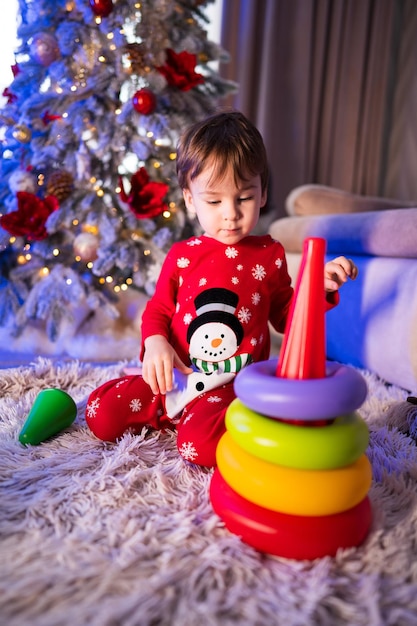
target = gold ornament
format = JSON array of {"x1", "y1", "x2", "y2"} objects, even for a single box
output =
[
  {"x1": 46, "y1": 170, "x2": 74, "y2": 201},
  {"x1": 82, "y1": 223, "x2": 99, "y2": 236},
  {"x1": 198, "y1": 52, "x2": 209, "y2": 64},
  {"x1": 12, "y1": 124, "x2": 32, "y2": 143}
]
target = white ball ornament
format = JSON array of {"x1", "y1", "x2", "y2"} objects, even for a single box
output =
[
  {"x1": 30, "y1": 32, "x2": 60, "y2": 67},
  {"x1": 73, "y1": 232, "x2": 99, "y2": 262},
  {"x1": 9, "y1": 169, "x2": 37, "y2": 194}
]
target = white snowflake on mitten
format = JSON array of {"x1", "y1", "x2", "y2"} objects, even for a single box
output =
[
  {"x1": 179, "y1": 441, "x2": 198, "y2": 461},
  {"x1": 129, "y1": 398, "x2": 142, "y2": 412},
  {"x1": 182, "y1": 411, "x2": 194, "y2": 425},
  {"x1": 86, "y1": 398, "x2": 100, "y2": 419},
  {"x1": 207, "y1": 395, "x2": 222, "y2": 403}
]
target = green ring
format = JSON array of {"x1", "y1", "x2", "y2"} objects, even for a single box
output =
[{"x1": 225, "y1": 398, "x2": 369, "y2": 469}]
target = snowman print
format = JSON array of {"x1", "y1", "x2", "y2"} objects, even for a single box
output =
[{"x1": 164, "y1": 287, "x2": 252, "y2": 418}]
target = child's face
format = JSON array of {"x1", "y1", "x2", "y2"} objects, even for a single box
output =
[{"x1": 182, "y1": 160, "x2": 267, "y2": 245}]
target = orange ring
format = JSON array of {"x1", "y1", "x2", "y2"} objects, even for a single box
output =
[{"x1": 216, "y1": 431, "x2": 372, "y2": 516}]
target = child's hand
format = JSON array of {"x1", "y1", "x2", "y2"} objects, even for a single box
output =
[
  {"x1": 142, "y1": 335, "x2": 193, "y2": 395},
  {"x1": 324, "y1": 256, "x2": 358, "y2": 292}
]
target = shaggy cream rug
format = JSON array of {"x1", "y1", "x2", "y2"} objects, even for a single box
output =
[{"x1": 1, "y1": 358, "x2": 417, "y2": 626}]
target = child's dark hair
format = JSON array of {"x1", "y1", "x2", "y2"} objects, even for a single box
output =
[{"x1": 176, "y1": 110, "x2": 269, "y2": 192}]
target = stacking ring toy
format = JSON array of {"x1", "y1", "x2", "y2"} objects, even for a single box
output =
[
  {"x1": 225, "y1": 399, "x2": 369, "y2": 469},
  {"x1": 234, "y1": 358, "x2": 368, "y2": 421},
  {"x1": 216, "y1": 432, "x2": 372, "y2": 516},
  {"x1": 210, "y1": 469, "x2": 372, "y2": 560}
]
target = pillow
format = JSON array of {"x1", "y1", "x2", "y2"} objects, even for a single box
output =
[
  {"x1": 269, "y1": 208, "x2": 417, "y2": 258},
  {"x1": 286, "y1": 184, "x2": 417, "y2": 216}
]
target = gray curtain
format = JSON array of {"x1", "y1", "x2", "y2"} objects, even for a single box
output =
[{"x1": 220, "y1": 0, "x2": 417, "y2": 218}]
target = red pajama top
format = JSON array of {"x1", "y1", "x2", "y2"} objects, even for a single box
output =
[{"x1": 141, "y1": 234, "x2": 296, "y2": 366}]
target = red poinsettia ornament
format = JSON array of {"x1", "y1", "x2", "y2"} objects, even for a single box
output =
[
  {"x1": 119, "y1": 168, "x2": 169, "y2": 219},
  {"x1": 0, "y1": 191, "x2": 59, "y2": 241},
  {"x1": 156, "y1": 48, "x2": 204, "y2": 92},
  {"x1": 41, "y1": 110, "x2": 62, "y2": 125},
  {"x1": 2, "y1": 87, "x2": 17, "y2": 104}
]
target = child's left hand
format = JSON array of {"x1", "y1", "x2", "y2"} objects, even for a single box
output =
[{"x1": 324, "y1": 256, "x2": 358, "y2": 292}]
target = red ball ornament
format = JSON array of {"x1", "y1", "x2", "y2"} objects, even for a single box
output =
[
  {"x1": 132, "y1": 89, "x2": 157, "y2": 115},
  {"x1": 89, "y1": 0, "x2": 113, "y2": 17}
]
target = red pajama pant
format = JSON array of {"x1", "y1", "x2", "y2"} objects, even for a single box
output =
[{"x1": 85, "y1": 374, "x2": 236, "y2": 467}]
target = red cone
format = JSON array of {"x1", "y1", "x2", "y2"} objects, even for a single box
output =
[{"x1": 276, "y1": 237, "x2": 326, "y2": 379}]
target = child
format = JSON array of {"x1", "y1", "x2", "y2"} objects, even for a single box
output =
[{"x1": 85, "y1": 110, "x2": 358, "y2": 467}]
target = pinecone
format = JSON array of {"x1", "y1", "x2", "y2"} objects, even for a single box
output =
[
  {"x1": 46, "y1": 169, "x2": 74, "y2": 202},
  {"x1": 123, "y1": 43, "x2": 149, "y2": 74}
]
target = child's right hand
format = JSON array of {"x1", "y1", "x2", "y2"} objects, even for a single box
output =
[{"x1": 142, "y1": 335, "x2": 193, "y2": 395}]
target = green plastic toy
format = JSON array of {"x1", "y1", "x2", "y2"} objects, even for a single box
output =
[{"x1": 19, "y1": 389, "x2": 77, "y2": 445}]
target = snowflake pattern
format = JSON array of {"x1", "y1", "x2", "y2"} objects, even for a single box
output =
[
  {"x1": 231, "y1": 276, "x2": 239, "y2": 285},
  {"x1": 129, "y1": 398, "x2": 142, "y2": 412},
  {"x1": 225, "y1": 246, "x2": 238, "y2": 259},
  {"x1": 187, "y1": 238, "x2": 202, "y2": 246},
  {"x1": 238, "y1": 307, "x2": 251, "y2": 323},
  {"x1": 250, "y1": 337, "x2": 258, "y2": 346},
  {"x1": 276, "y1": 257, "x2": 283, "y2": 269},
  {"x1": 182, "y1": 412, "x2": 193, "y2": 425},
  {"x1": 236, "y1": 264, "x2": 243, "y2": 271},
  {"x1": 177, "y1": 257, "x2": 190, "y2": 268},
  {"x1": 199, "y1": 277, "x2": 207, "y2": 286},
  {"x1": 252, "y1": 292, "x2": 261, "y2": 305},
  {"x1": 207, "y1": 395, "x2": 222, "y2": 403},
  {"x1": 86, "y1": 398, "x2": 100, "y2": 419},
  {"x1": 183, "y1": 312, "x2": 193, "y2": 325},
  {"x1": 252, "y1": 264, "x2": 266, "y2": 280},
  {"x1": 179, "y1": 441, "x2": 198, "y2": 461}
]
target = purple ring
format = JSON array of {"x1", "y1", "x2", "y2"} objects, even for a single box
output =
[{"x1": 234, "y1": 358, "x2": 368, "y2": 421}]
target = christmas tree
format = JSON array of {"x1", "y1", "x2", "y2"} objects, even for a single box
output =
[{"x1": 0, "y1": 0, "x2": 235, "y2": 344}]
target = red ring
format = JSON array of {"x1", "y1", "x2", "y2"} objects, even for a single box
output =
[{"x1": 210, "y1": 469, "x2": 372, "y2": 560}]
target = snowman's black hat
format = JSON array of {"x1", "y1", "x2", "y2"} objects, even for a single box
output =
[{"x1": 187, "y1": 287, "x2": 243, "y2": 344}]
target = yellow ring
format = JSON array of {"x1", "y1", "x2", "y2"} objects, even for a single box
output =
[
  {"x1": 216, "y1": 431, "x2": 372, "y2": 516},
  {"x1": 225, "y1": 398, "x2": 369, "y2": 469}
]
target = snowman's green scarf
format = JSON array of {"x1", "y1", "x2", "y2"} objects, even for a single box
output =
[{"x1": 191, "y1": 353, "x2": 252, "y2": 374}]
